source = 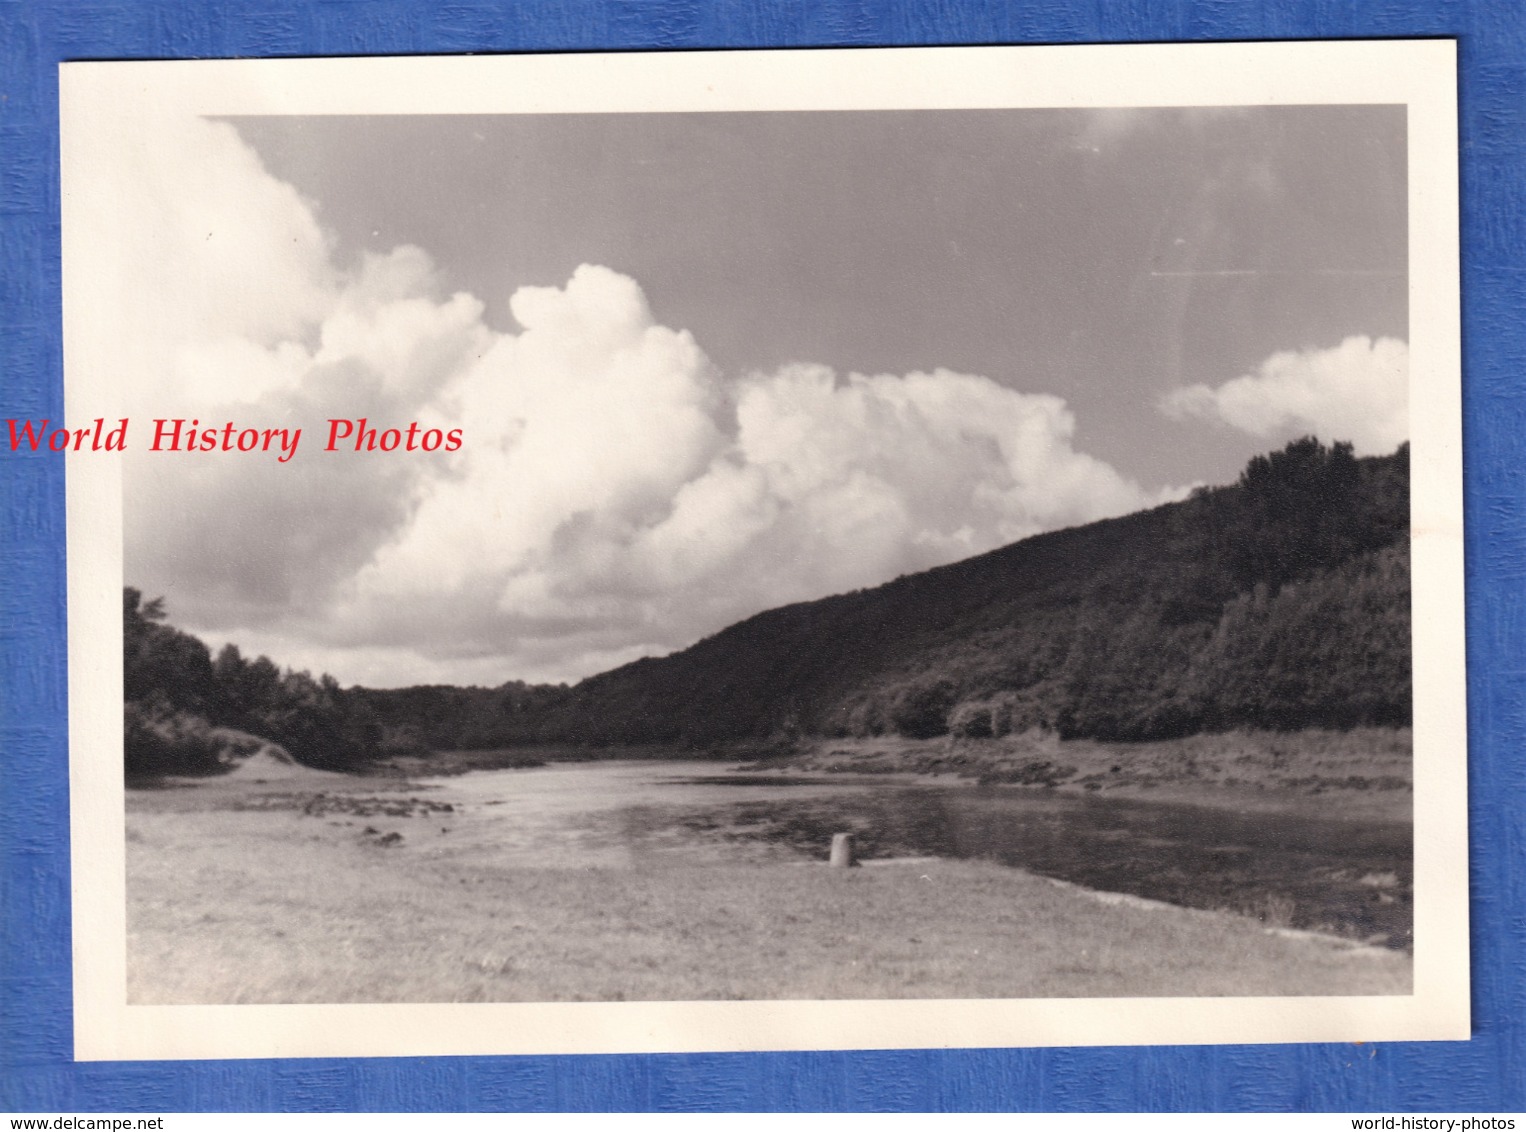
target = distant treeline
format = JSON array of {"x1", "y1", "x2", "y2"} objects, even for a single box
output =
[
  {"x1": 123, "y1": 590, "x2": 391, "y2": 776},
  {"x1": 361, "y1": 437, "x2": 1409, "y2": 750},
  {"x1": 128, "y1": 437, "x2": 1411, "y2": 772}
]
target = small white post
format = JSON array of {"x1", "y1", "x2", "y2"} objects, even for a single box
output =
[{"x1": 829, "y1": 832, "x2": 856, "y2": 868}]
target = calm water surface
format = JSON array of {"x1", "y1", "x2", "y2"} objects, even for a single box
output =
[{"x1": 426, "y1": 759, "x2": 1411, "y2": 946}]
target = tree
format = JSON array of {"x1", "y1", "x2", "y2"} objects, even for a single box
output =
[
  {"x1": 123, "y1": 588, "x2": 384, "y2": 774},
  {"x1": 1225, "y1": 436, "x2": 1364, "y2": 590},
  {"x1": 123, "y1": 589, "x2": 215, "y2": 710}
]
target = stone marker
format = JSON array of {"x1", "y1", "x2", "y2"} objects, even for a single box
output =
[{"x1": 829, "y1": 832, "x2": 856, "y2": 868}]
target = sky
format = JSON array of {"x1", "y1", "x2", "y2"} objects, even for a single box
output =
[{"x1": 88, "y1": 105, "x2": 1409, "y2": 688}]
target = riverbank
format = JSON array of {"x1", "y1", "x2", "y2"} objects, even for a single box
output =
[
  {"x1": 126, "y1": 759, "x2": 1410, "y2": 1004},
  {"x1": 376, "y1": 728, "x2": 1412, "y2": 822},
  {"x1": 746, "y1": 727, "x2": 1412, "y2": 822}
]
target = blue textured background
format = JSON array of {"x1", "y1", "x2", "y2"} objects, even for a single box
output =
[{"x1": 1, "y1": 0, "x2": 1520, "y2": 1114}]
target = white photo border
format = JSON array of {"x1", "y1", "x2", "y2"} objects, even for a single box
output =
[{"x1": 60, "y1": 40, "x2": 1467, "y2": 1061}]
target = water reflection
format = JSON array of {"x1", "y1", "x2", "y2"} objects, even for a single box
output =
[{"x1": 666, "y1": 775, "x2": 1412, "y2": 947}]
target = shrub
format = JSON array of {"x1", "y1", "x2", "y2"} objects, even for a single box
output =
[
  {"x1": 948, "y1": 700, "x2": 995, "y2": 739},
  {"x1": 889, "y1": 679, "x2": 956, "y2": 738},
  {"x1": 375, "y1": 724, "x2": 430, "y2": 757},
  {"x1": 124, "y1": 697, "x2": 222, "y2": 778}
]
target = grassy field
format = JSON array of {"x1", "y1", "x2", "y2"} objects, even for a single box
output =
[{"x1": 126, "y1": 758, "x2": 1410, "y2": 1004}]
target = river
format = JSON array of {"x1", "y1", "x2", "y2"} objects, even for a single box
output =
[{"x1": 412, "y1": 759, "x2": 1411, "y2": 946}]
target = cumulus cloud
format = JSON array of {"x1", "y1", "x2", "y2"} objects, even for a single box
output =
[
  {"x1": 1160, "y1": 336, "x2": 1408, "y2": 456},
  {"x1": 120, "y1": 244, "x2": 491, "y2": 628},
  {"x1": 68, "y1": 113, "x2": 337, "y2": 411},
  {"x1": 86, "y1": 113, "x2": 1175, "y2": 686},
  {"x1": 330, "y1": 271, "x2": 1169, "y2": 681}
]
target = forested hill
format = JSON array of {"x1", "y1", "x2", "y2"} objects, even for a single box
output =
[
  {"x1": 368, "y1": 437, "x2": 1410, "y2": 750},
  {"x1": 125, "y1": 437, "x2": 1409, "y2": 772}
]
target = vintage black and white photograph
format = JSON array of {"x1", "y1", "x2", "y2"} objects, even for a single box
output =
[{"x1": 60, "y1": 45, "x2": 1466, "y2": 1057}]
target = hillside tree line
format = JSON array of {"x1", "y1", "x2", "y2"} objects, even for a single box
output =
[
  {"x1": 128, "y1": 437, "x2": 1413, "y2": 771},
  {"x1": 123, "y1": 589, "x2": 392, "y2": 776},
  {"x1": 409, "y1": 437, "x2": 1411, "y2": 748}
]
